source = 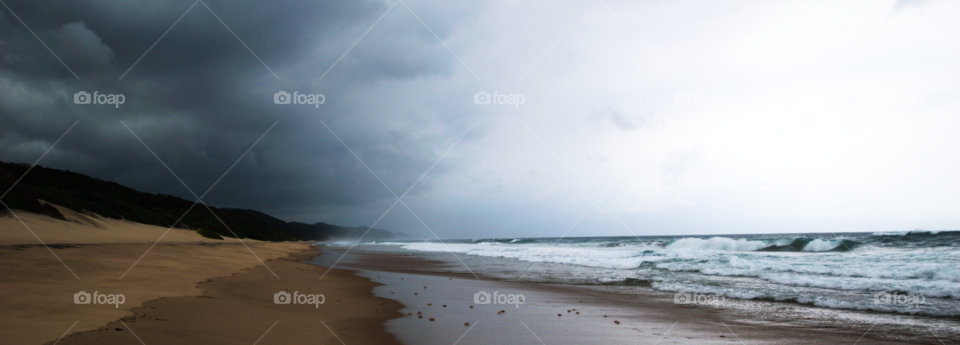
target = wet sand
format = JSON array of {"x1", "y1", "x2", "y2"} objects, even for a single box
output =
[{"x1": 315, "y1": 245, "x2": 948, "y2": 344}]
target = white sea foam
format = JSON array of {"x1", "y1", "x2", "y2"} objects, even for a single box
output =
[
  {"x1": 665, "y1": 237, "x2": 768, "y2": 251},
  {"x1": 800, "y1": 239, "x2": 843, "y2": 252},
  {"x1": 354, "y1": 234, "x2": 960, "y2": 317},
  {"x1": 395, "y1": 242, "x2": 659, "y2": 270},
  {"x1": 872, "y1": 231, "x2": 909, "y2": 237},
  {"x1": 759, "y1": 273, "x2": 960, "y2": 299}
]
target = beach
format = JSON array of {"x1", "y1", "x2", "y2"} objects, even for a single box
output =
[
  {"x1": 0, "y1": 208, "x2": 402, "y2": 345},
  {"x1": 4, "y1": 205, "x2": 956, "y2": 344},
  {"x1": 316, "y1": 244, "x2": 957, "y2": 344}
]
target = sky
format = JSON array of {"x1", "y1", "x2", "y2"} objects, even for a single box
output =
[{"x1": 1, "y1": 0, "x2": 958, "y2": 239}]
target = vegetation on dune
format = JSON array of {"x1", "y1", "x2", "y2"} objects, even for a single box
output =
[{"x1": 0, "y1": 161, "x2": 403, "y2": 242}]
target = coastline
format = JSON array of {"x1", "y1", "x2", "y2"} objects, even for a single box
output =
[
  {"x1": 3, "y1": 205, "x2": 953, "y2": 344},
  {"x1": 0, "y1": 209, "x2": 403, "y2": 344},
  {"x1": 315, "y1": 244, "x2": 951, "y2": 345}
]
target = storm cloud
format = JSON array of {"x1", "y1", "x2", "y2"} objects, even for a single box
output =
[{"x1": 1, "y1": 0, "x2": 484, "y2": 230}]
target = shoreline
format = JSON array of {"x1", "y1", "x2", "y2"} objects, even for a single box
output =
[
  {"x1": 3, "y1": 202, "x2": 953, "y2": 345},
  {"x1": 315, "y1": 244, "x2": 951, "y2": 344}
]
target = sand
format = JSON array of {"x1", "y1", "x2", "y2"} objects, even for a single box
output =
[
  {"x1": 4, "y1": 204, "x2": 944, "y2": 344},
  {"x1": 0, "y1": 202, "x2": 229, "y2": 245},
  {"x1": 0, "y1": 207, "x2": 402, "y2": 345},
  {"x1": 317, "y1": 245, "x2": 937, "y2": 345}
]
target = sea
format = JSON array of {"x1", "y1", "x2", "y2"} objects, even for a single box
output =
[{"x1": 333, "y1": 231, "x2": 960, "y2": 318}]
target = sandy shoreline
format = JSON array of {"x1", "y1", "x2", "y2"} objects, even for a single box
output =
[
  {"x1": 3, "y1": 206, "x2": 954, "y2": 344},
  {"x1": 0, "y1": 209, "x2": 404, "y2": 345},
  {"x1": 315, "y1": 245, "x2": 952, "y2": 345}
]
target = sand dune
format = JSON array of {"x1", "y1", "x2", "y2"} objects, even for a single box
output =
[
  {"x1": 1, "y1": 202, "x2": 224, "y2": 246},
  {"x1": 0, "y1": 203, "x2": 399, "y2": 344}
]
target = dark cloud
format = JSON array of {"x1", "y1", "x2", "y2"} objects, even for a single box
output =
[{"x1": 0, "y1": 0, "x2": 485, "y2": 226}]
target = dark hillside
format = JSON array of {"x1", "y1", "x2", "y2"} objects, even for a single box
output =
[{"x1": 0, "y1": 162, "x2": 404, "y2": 241}]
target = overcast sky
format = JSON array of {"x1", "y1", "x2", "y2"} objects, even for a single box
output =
[{"x1": 1, "y1": 0, "x2": 958, "y2": 239}]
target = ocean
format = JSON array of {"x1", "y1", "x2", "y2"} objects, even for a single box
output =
[{"x1": 337, "y1": 231, "x2": 960, "y2": 318}]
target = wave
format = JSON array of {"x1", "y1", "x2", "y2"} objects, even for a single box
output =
[
  {"x1": 395, "y1": 242, "x2": 658, "y2": 270},
  {"x1": 666, "y1": 237, "x2": 769, "y2": 251},
  {"x1": 651, "y1": 282, "x2": 958, "y2": 317},
  {"x1": 665, "y1": 237, "x2": 860, "y2": 253},
  {"x1": 352, "y1": 234, "x2": 960, "y2": 318},
  {"x1": 801, "y1": 239, "x2": 860, "y2": 252},
  {"x1": 758, "y1": 273, "x2": 960, "y2": 299},
  {"x1": 871, "y1": 230, "x2": 944, "y2": 237}
]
